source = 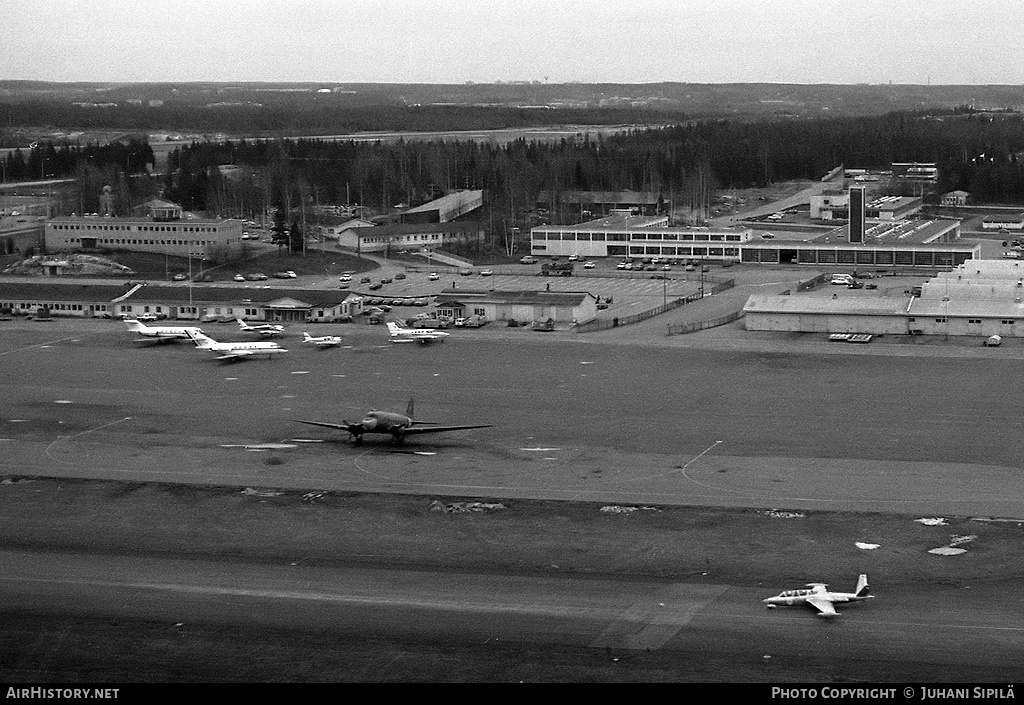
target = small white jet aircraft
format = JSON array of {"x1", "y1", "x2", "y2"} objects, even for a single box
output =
[
  {"x1": 762, "y1": 574, "x2": 873, "y2": 618},
  {"x1": 185, "y1": 330, "x2": 288, "y2": 361},
  {"x1": 386, "y1": 321, "x2": 449, "y2": 345},
  {"x1": 303, "y1": 332, "x2": 342, "y2": 348},
  {"x1": 295, "y1": 398, "x2": 490, "y2": 445},
  {"x1": 236, "y1": 318, "x2": 285, "y2": 337},
  {"x1": 124, "y1": 318, "x2": 204, "y2": 342}
]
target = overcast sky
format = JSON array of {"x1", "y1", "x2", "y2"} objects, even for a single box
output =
[{"x1": 3, "y1": 0, "x2": 1023, "y2": 85}]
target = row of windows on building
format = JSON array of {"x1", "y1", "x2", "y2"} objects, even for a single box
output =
[
  {"x1": 58, "y1": 238, "x2": 215, "y2": 247},
  {"x1": 910, "y1": 317, "x2": 1017, "y2": 325},
  {"x1": 3, "y1": 302, "x2": 106, "y2": 312},
  {"x1": 742, "y1": 249, "x2": 974, "y2": 266},
  {"x1": 532, "y1": 243, "x2": 739, "y2": 257},
  {"x1": 534, "y1": 232, "x2": 744, "y2": 242},
  {"x1": 359, "y1": 234, "x2": 444, "y2": 244},
  {"x1": 50, "y1": 224, "x2": 221, "y2": 233}
]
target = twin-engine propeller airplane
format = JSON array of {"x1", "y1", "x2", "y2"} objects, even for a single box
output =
[
  {"x1": 236, "y1": 318, "x2": 285, "y2": 337},
  {"x1": 294, "y1": 398, "x2": 490, "y2": 445},
  {"x1": 124, "y1": 318, "x2": 204, "y2": 342},
  {"x1": 303, "y1": 332, "x2": 342, "y2": 347},
  {"x1": 386, "y1": 321, "x2": 449, "y2": 344},
  {"x1": 185, "y1": 329, "x2": 288, "y2": 361},
  {"x1": 762, "y1": 574, "x2": 873, "y2": 617}
]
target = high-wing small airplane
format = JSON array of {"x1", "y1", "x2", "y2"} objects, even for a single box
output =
[
  {"x1": 236, "y1": 318, "x2": 285, "y2": 337},
  {"x1": 124, "y1": 318, "x2": 204, "y2": 342},
  {"x1": 386, "y1": 321, "x2": 449, "y2": 344},
  {"x1": 303, "y1": 332, "x2": 342, "y2": 347},
  {"x1": 762, "y1": 574, "x2": 873, "y2": 618},
  {"x1": 185, "y1": 329, "x2": 289, "y2": 361},
  {"x1": 294, "y1": 398, "x2": 490, "y2": 445}
]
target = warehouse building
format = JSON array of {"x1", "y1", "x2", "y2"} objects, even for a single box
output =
[
  {"x1": 743, "y1": 259, "x2": 1024, "y2": 337},
  {"x1": 434, "y1": 289, "x2": 598, "y2": 327},
  {"x1": 336, "y1": 221, "x2": 485, "y2": 254}
]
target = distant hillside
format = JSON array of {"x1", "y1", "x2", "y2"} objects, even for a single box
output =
[{"x1": 2, "y1": 81, "x2": 1024, "y2": 139}]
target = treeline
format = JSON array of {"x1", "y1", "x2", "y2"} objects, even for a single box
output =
[
  {"x1": 162, "y1": 109, "x2": 1024, "y2": 225},
  {"x1": 2, "y1": 138, "x2": 154, "y2": 183},
  {"x1": 0, "y1": 102, "x2": 669, "y2": 142}
]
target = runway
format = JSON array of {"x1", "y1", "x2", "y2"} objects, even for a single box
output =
[
  {"x1": 2, "y1": 320, "x2": 1024, "y2": 517},
  {"x1": 3, "y1": 548, "x2": 1022, "y2": 682}
]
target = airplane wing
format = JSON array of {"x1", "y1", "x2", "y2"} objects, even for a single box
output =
[
  {"x1": 293, "y1": 420, "x2": 355, "y2": 431},
  {"x1": 401, "y1": 424, "x2": 492, "y2": 436},
  {"x1": 213, "y1": 350, "x2": 259, "y2": 360},
  {"x1": 806, "y1": 598, "x2": 838, "y2": 617}
]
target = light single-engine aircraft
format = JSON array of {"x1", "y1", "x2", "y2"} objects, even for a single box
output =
[
  {"x1": 762, "y1": 574, "x2": 873, "y2": 617},
  {"x1": 294, "y1": 398, "x2": 490, "y2": 445},
  {"x1": 386, "y1": 321, "x2": 449, "y2": 344},
  {"x1": 303, "y1": 332, "x2": 342, "y2": 347},
  {"x1": 185, "y1": 329, "x2": 288, "y2": 361},
  {"x1": 236, "y1": 318, "x2": 285, "y2": 337},
  {"x1": 124, "y1": 318, "x2": 204, "y2": 342}
]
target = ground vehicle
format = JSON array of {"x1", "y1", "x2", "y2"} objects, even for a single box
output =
[
  {"x1": 412, "y1": 318, "x2": 449, "y2": 329},
  {"x1": 519, "y1": 255, "x2": 537, "y2": 264},
  {"x1": 463, "y1": 315, "x2": 488, "y2": 328},
  {"x1": 360, "y1": 276, "x2": 372, "y2": 283},
  {"x1": 831, "y1": 274, "x2": 854, "y2": 285},
  {"x1": 531, "y1": 318, "x2": 556, "y2": 332},
  {"x1": 848, "y1": 281, "x2": 864, "y2": 289},
  {"x1": 460, "y1": 269, "x2": 473, "y2": 276},
  {"x1": 274, "y1": 271, "x2": 296, "y2": 279},
  {"x1": 453, "y1": 317, "x2": 468, "y2": 327},
  {"x1": 135, "y1": 313, "x2": 158, "y2": 322},
  {"x1": 480, "y1": 269, "x2": 493, "y2": 276},
  {"x1": 380, "y1": 277, "x2": 393, "y2": 284},
  {"x1": 540, "y1": 261, "x2": 574, "y2": 277},
  {"x1": 339, "y1": 274, "x2": 352, "y2": 282},
  {"x1": 246, "y1": 273, "x2": 268, "y2": 281},
  {"x1": 684, "y1": 264, "x2": 695, "y2": 272},
  {"x1": 616, "y1": 262, "x2": 627, "y2": 270},
  {"x1": 427, "y1": 272, "x2": 440, "y2": 281},
  {"x1": 567, "y1": 254, "x2": 580, "y2": 261},
  {"x1": 583, "y1": 261, "x2": 596, "y2": 269},
  {"x1": 172, "y1": 273, "x2": 187, "y2": 281},
  {"x1": 368, "y1": 283, "x2": 383, "y2": 290},
  {"x1": 395, "y1": 272, "x2": 406, "y2": 280},
  {"x1": 233, "y1": 274, "x2": 246, "y2": 282}
]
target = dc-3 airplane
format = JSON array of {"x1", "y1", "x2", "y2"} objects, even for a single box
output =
[
  {"x1": 236, "y1": 318, "x2": 285, "y2": 337},
  {"x1": 302, "y1": 332, "x2": 343, "y2": 347},
  {"x1": 294, "y1": 398, "x2": 490, "y2": 445},
  {"x1": 763, "y1": 574, "x2": 873, "y2": 617},
  {"x1": 386, "y1": 320, "x2": 449, "y2": 344},
  {"x1": 185, "y1": 329, "x2": 289, "y2": 361},
  {"x1": 124, "y1": 318, "x2": 204, "y2": 342}
]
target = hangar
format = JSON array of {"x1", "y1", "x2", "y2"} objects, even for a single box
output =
[
  {"x1": 744, "y1": 259, "x2": 1024, "y2": 338},
  {"x1": 434, "y1": 289, "x2": 598, "y2": 327}
]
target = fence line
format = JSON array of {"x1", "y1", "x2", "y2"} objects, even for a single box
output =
[
  {"x1": 574, "y1": 278, "x2": 736, "y2": 333},
  {"x1": 667, "y1": 310, "x2": 745, "y2": 335}
]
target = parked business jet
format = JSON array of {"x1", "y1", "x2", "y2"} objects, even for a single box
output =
[
  {"x1": 762, "y1": 574, "x2": 873, "y2": 618},
  {"x1": 303, "y1": 332, "x2": 342, "y2": 347},
  {"x1": 295, "y1": 398, "x2": 490, "y2": 445},
  {"x1": 386, "y1": 321, "x2": 449, "y2": 344},
  {"x1": 236, "y1": 318, "x2": 285, "y2": 337},
  {"x1": 124, "y1": 318, "x2": 204, "y2": 342},
  {"x1": 185, "y1": 330, "x2": 288, "y2": 361}
]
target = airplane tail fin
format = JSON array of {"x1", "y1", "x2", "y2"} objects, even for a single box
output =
[
  {"x1": 387, "y1": 321, "x2": 402, "y2": 336},
  {"x1": 303, "y1": 332, "x2": 312, "y2": 341},
  {"x1": 236, "y1": 318, "x2": 248, "y2": 328},
  {"x1": 123, "y1": 319, "x2": 144, "y2": 332},
  {"x1": 406, "y1": 397, "x2": 415, "y2": 419},
  {"x1": 187, "y1": 330, "x2": 216, "y2": 348},
  {"x1": 855, "y1": 574, "x2": 870, "y2": 597}
]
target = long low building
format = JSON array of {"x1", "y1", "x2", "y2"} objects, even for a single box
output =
[
  {"x1": 744, "y1": 259, "x2": 1024, "y2": 337},
  {"x1": 0, "y1": 282, "x2": 363, "y2": 323},
  {"x1": 434, "y1": 289, "x2": 598, "y2": 327}
]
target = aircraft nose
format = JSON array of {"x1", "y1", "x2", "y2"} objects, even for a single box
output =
[{"x1": 361, "y1": 417, "x2": 378, "y2": 430}]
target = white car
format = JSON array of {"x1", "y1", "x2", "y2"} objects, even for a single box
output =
[
  {"x1": 480, "y1": 269, "x2": 494, "y2": 276},
  {"x1": 338, "y1": 274, "x2": 352, "y2": 282},
  {"x1": 567, "y1": 254, "x2": 580, "y2": 261},
  {"x1": 135, "y1": 313, "x2": 158, "y2": 322},
  {"x1": 427, "y1": 272, "x2": 440, "y2": 281},
  {"x1": 233, "y1": 274, "x2": 246, "y2": 282},
  {"x1": 582, "y1": 261, "x2": 596, "y2": 269}
]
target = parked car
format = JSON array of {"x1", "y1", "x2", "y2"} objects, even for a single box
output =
[
  {"x1": 480, "y1": 269, "x2": 494, "y2": 276},
  {"x1": 427, "y1": 272, "x2": 440, "y2": 281},
  {"x1": 395, "y1": 272, "x2": 406, "y2": 280},
  {"x1": 453, "y1": 317, "x2": 468, "y2": 327},
  {"x1": 172, "y1": 273, "x2": 188, "y2": 281},
  {"x1": 339, "y1": 274, "x2": 352, "y2": 282},
  {"x1": 519, "y1": 255, "x2": 537, "y2": 264},
  {"x1": 380, "y1": 277, "x2": 393, "y2": 284},
  {"x1": 368, "y1": 283, "x2": 383, "y2": 290},
  {"x1": 567, "y1": 254, "x2": 580, "y2": 261},
  {"x1": 246, "y1": 273, "x2": 268, "y2": 281},
  {"x1": 463, "y1": 315, "x2": 488, "y2": 328},
  {"x1": 135, "y1": 313, "x2": 158, "y2": 321},
  {"x1": 582, "y1": 261, "x2": 596, "y2": 269},
  {"x1": 273, "y1": 271, "x2": 293, "y2": 279},
  {"x1": 233, "y1": 274, "x2": 246, "y2": 282},
  {"x1": 460, "y1": 269, "x2": 473, "y2": 276},
  {"x1": 413, "y1": 298, "x2": 428, "y2": 306}
]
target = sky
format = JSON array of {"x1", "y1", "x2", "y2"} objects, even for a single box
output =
[{"x1": 3, "y1": 0, "x2": 1024, "y2": 85}]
